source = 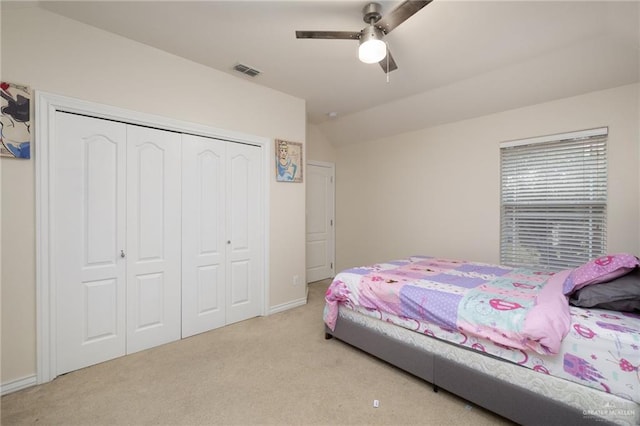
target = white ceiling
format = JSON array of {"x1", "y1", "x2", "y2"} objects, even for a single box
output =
[{"x1": 24, "y1": 1, "x2": 640, "y2": 146}]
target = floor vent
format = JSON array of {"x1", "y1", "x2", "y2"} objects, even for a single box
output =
[{"x1": 233, "y1": 63, "x2": 261, "y2": 77}]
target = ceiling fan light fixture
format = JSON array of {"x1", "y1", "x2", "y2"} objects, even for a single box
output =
[
  {"x1": 295, "y1": 1, "x2": 431, "y2": 73},
  {"x1": 358, "y1": 25, "x2": 386, "y2": 64}
]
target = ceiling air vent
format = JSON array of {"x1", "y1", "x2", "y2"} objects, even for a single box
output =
[{"x1": 233, "y1": 63, "x2": 261, "y2": 77}]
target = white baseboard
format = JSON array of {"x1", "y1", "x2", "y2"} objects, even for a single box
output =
[
  {"x1": 1, "y1": 374, "x2": 37, "y2": 396},
  {"x1": 268, "y1": 294, "x2": 307, "y2": 315}
]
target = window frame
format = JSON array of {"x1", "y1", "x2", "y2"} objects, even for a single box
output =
[{"x1": 499, "y1": 127, "x2": 608, "y2": 271}]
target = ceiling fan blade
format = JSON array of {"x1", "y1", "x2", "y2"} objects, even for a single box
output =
[
  {"x1": 295, "y1": 30, "x2": 361, "y2": 40},
  {"x1": 379, "y1": 50, "x2": 398, "y2": 73},
  {"x1": 376, "y1": 0, "x2": 432, "y2": 34}
]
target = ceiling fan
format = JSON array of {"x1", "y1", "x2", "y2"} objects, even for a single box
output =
[{"x1": 295, "y1": 1, "x2": 433, "y2": 73}]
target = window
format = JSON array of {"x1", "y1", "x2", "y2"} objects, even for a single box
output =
[{"x1": 500, "y1": 128, "x2": 607, "y2": 271}]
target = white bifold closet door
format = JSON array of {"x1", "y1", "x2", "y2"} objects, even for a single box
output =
[
  {"x1": 182, "y1": 134, "x2": 263, "y2": 338},
  {"x1": 55, "y1": 112, "x2": 181, "y2": 375},
  {"x1": 125, "y1": 125, "x2": 181, "y2": 353}
]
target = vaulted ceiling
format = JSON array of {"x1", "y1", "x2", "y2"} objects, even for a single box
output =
[{"x1": 28, "y1": 1, "x2": 640, "y2": 146}]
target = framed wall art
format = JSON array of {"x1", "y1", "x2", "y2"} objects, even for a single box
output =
[
  {"x1": 275, "y1": 139, "x2": 303, "y2": 183},
  {"x1": 1, "y1": 81, "x2": 31, "y2": 159}
]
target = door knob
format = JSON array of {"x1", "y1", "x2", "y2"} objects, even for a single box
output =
[{"x1": 120, "y1": 250, "x2": 126, "y2": 258}]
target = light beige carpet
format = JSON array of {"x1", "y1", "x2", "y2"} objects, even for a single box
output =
[{"x1": 2, "y1": 280, "x2": 512, "y2": 425}]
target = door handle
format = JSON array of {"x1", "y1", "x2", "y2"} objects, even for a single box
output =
[{"x1": 120, "y1": 250, "x2": 126, "y2": 258}]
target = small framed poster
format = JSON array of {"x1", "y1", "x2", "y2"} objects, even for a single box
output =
[
  {"x1": 275, "y1": 139, "x2": 303, "y2": 183},
  {"x1": 1, "y1": 81, "x2": 31, "y2": 159}
]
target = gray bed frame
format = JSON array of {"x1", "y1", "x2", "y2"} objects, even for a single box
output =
[{"x1": 325, "y1": 314, "x2": 618, "y2": 426}]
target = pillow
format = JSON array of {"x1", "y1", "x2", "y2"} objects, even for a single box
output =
[
  {"x1": 562, "y1": 253, "x2": 639, "y2": 295},
  {"x1": 569, "y1": 267, "x2": 640, "y2": 312}
]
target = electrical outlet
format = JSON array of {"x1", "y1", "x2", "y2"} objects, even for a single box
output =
[{"x1": 293, "y1": 275, "x2": 300, "y2": 286}]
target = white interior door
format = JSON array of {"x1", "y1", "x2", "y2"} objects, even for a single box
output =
[
  {"x1": 126, "y1": 125, "x2": 182, "y2": 353},
  {"x1": 226, "y1": 142, "x2": 263, "y2": 324},
  {"x1": 55, "y1": 112, "x2": 127, "y2": 375},
  {"x1": 181, "y1": 134, "x2": 226, "y2": 338},
  {"x1": 306, "y1": 162, "x2": 335, "y2": 282}
]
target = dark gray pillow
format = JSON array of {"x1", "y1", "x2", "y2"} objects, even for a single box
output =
[{"x1": 569, "y1": 267, "x2": 640, "y2": 312}]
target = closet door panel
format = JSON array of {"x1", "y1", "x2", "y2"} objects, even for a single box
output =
[
  {"x1": 136, "y1": 144, "x2": 164, "y2": 260},
  {"x1": 230, "y1": 260, "x2": 249, "y2": 304},
  {"x1": 126, "y1": 125, "x2": 181, "y2": 353},
  {"x1": 181, "y1": 134, "x2": 226, "y2": 337},
  {"x1": 54, "y1": 112, "x2": 126, "y2": 375},
  {"x1": 227, "y1": 143, "x2": 263, "y2": 324}
]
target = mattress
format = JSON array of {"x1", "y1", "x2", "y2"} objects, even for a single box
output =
[
  {"x1": 337, "y1": 306, "x2": 640, "y2": 426},
  {"x1": 324, "y1": 256, "x2": 640, "y2": 405}
]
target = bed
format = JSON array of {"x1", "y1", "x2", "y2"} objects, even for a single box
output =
[{"x1": 323, "y1": 255, "x2": 640, "y2": 425}]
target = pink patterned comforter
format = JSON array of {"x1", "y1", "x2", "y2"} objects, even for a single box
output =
[{"x1": 324, "y1": 256, "x2": 640, "y2": 403}]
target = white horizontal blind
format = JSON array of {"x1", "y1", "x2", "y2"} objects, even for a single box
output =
[{"x1": 500, "y1": 129, "x2": 607, "y2": 271}]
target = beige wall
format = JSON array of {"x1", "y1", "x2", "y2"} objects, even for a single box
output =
[
  {"x1": 1, "y1": 7, "x2": 306, "y2": 384},
  {"x1": 336, "y1": 84, "x2": 640, "y2": 272},
  {"x1": 306, "y1": 123, "x2": 337, "y2": 164}
]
